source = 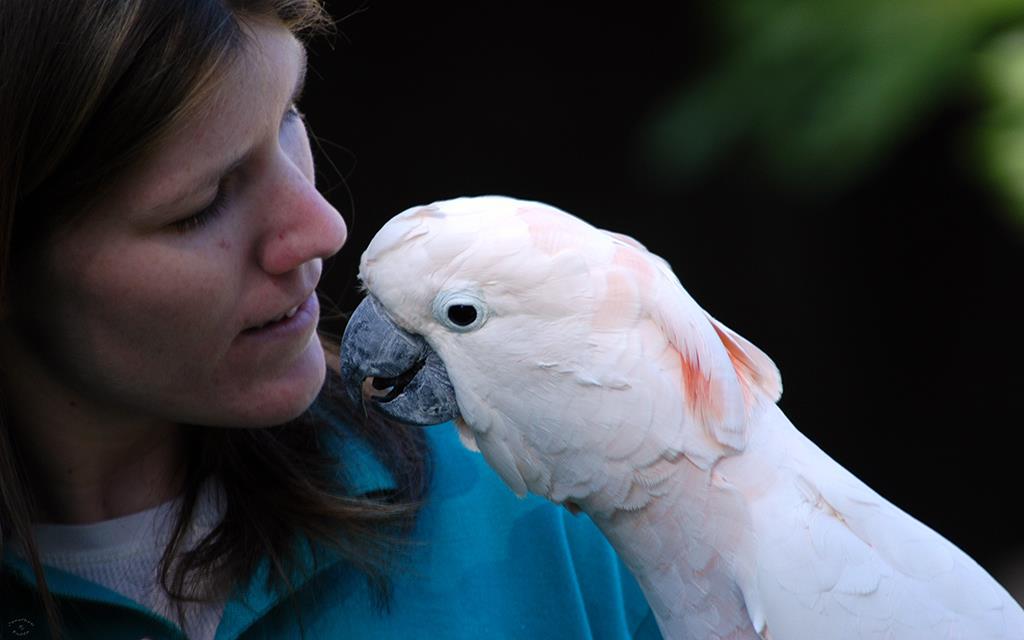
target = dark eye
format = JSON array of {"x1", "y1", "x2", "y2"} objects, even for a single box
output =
[
  {"x1": 447, "y1": 304, "x2": 477, "y2": 326},
  {"x1": 432, "y1": 291, "x2": 488, "y2": 332}
]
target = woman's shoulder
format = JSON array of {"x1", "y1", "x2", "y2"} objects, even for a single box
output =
[
  {"x1": 326, "y1": 417, "x2": 662, "y2": 638},
  {"x1": 290, "y1": 404, "x2": 662, "y2": 637},
  {"x1": 194, "y1": 409, "x2": 665, "y2": 639}
]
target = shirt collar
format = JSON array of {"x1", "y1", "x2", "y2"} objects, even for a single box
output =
[
  {"x1": 2, "y1": 403, "x2": 397, "y2": 639},
  {"x1": 217, "y1": 402, "x2": 399, "y2": 638}
]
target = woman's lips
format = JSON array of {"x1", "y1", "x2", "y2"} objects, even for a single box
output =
[{"x1": 239, "y1": 292, "x2": 319, "y2": 341}]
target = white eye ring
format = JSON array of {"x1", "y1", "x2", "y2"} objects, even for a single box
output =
[{"x1": 433, "y1": 291, "x2": 488, "y2": 332}]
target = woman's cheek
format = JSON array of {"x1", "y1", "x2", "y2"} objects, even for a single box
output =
[{"x1": 80, "y1": 247, "x2": 238, "y2": 363}]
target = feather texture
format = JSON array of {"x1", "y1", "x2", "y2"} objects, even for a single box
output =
[{"x1": 357, "y1": 195, "x2": 1024, "y2": 639}]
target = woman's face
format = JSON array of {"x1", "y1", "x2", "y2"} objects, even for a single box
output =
[{"x1": 7, "y1": 18, "x2": 347, "y2": 429}]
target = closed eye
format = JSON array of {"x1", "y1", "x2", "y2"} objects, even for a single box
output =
[
  {"x1": 284, "y1": 102, "x2": 304, "y2": 124},
  {"x1": 171, "y1": 184, "x2": 229, "y2": 233},
  {"x1": 171, "y1": 103, "x2": 304, "y2": 234}
]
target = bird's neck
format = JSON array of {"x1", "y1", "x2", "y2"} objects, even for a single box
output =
[
  {"x1": 584, "y1": 407, "x2": 790, "y2": 639},
  {"x1": 588, "y1": 471, "x2": 753, "y2": 638}
]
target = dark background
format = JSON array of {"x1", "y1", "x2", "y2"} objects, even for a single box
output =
[{"x1": 301, "y1": 2, "x2": 1024, "y2": 585}]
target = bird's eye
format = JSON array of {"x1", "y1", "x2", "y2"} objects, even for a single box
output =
[
  {"x1": 447, "y1": 304, "x2": 477, "y2": 326},
  {"x1": 433, "y1": 291, "x2": 488, "y2": 332}
]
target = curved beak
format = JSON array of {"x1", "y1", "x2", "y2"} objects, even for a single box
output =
[{"x1": 340, "y1": 295, "x2": 460, "y2": 426}]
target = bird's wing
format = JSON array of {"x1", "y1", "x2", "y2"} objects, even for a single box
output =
[{"x1": 743, "y1": 422, "x2": 1023, "y2": 640}]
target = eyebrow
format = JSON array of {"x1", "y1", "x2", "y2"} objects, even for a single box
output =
[
  {"x1": 148, "y1": 47, "x2": 309, "y2": 214},
  {"x1": 197, "y1": 48, "x2": 308, "y2": 188}
]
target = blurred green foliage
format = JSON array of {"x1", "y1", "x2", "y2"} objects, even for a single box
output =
[
  {"x1": 976, "y1": 27, "x2": 1024, "y2": 225},
  {"x1": 640, "y1": 0, "x2": 1024, "y2": 223}
]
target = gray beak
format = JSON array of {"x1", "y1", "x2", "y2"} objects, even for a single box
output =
[{"x1": 340, "y1": 295, "x2": 460, "y2": 426}]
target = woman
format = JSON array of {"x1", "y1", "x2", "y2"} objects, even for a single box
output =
[{"x1": 0, "y1": 1, "x2": 659, "y2": 638}]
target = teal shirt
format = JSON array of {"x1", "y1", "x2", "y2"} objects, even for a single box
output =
[{"x1": 1, "y1": 417, "x2": 662, "y2": 639}]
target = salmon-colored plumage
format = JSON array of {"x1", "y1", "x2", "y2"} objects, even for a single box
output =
[{"x1": 355, "y1": 195, "x2": 1024, "y2": 640}]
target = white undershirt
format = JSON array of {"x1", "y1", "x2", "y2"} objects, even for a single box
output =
[{"x1": 31, "y1": 480, "x2": 227, "y2": 640}]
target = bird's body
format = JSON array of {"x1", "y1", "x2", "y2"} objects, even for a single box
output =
[
  {"x1": 597, "y1": 402, "x2": 1020, "y2": 639},
  {"x1": 340, "y1": 195, "x2": 1024, "y2": 639}
]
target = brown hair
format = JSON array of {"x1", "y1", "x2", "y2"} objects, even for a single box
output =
[{"x1": 0, "y1": 1, "x2": 428, "y2": 636}]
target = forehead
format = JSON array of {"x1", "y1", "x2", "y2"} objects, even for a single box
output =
[{"x1": 107, "y1": 19, "x2": 304, "y2": 214}]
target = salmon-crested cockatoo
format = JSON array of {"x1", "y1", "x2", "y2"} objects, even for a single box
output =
[{"x1": 339, "y1": 195, "x2": 1024, "y2": 640}]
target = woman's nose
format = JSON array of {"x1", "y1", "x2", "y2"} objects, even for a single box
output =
[{"x1": 256, "y1": 165, "x2": 347, "y2": 275}]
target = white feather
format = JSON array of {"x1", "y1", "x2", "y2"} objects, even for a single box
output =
[{"x1": 358, "y1": 195, "x2": 1024, "y2": 640}]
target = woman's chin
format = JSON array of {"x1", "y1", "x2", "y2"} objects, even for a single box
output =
[{"x1": 216, "y1": 342, "x2": 328, "y2": 427}]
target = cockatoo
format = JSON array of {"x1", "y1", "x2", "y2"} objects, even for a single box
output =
[{"x1": 339, "y1": 195, "x2": 1024, "y2": 639}]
